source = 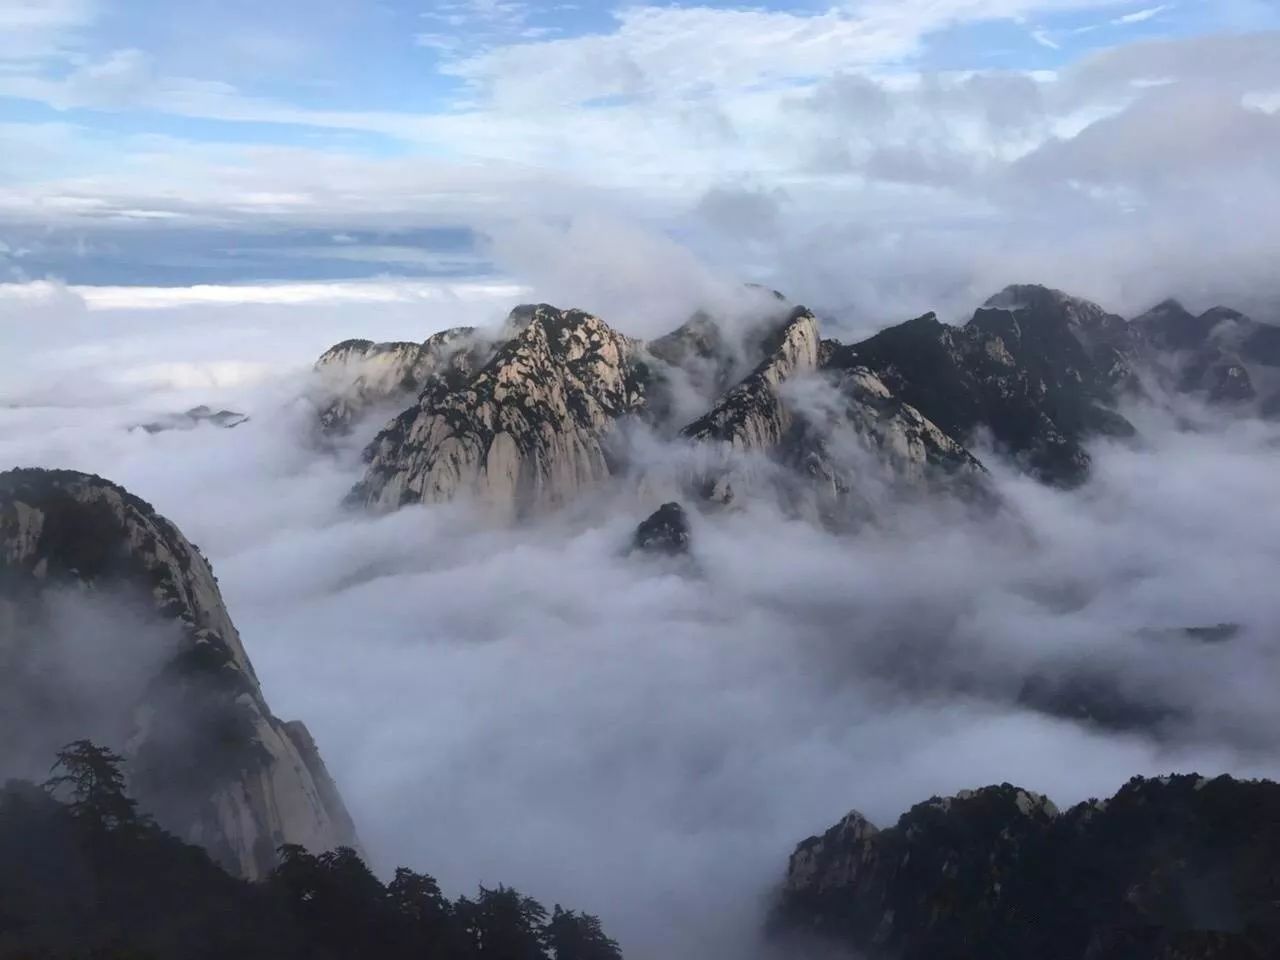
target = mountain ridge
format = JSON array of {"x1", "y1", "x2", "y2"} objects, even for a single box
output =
[
  {"x1": 0, "y1": 467, "x2": 361, "y2": 880},
  {"x1": 316, "y1": 282, "x2": 1280, "y2": 523}
]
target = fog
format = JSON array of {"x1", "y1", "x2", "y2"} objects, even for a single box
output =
[{"x1": 3, "y1": 278, "x2": 1280, "y2": 958}]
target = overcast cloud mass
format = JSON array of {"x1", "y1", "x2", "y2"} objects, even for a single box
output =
[{"x1": 3, "y1": 1, "x2": 1280, "y2": 957}]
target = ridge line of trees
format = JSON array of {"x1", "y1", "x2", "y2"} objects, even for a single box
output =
[{"x1": 0, "y1": 740, "x2": 622, "y2": 960}]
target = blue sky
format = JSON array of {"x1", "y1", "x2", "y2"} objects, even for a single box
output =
[{"x1": 0, "y1": 0, "x2": 1278, "y2": 312}]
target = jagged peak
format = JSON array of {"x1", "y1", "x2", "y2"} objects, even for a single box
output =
[
  {"x1": 914, "y1": 784, "x2": 1060, "y2": 820},
  {"x1": 316, "y1": 337, "x2": 379, "y2": 364},
  {"x1": 679, "y1": 305, "x2": 820, "y2": 450},
  {"x1": 983, "y1": 283, "x2": 1077, "y2": 311},
  {"x1": 1144, "y1": 297, "x2": 1193, "y2": 316},
  {"x1": 1198, "y1": 305, "x2": 1249, "y2": 324},
  {"x1": 496, "y1": 303, "x2": 632, "y2": 350},
  {"x1": 317, "y1": 327, "x2": 479, "y2": 368}
]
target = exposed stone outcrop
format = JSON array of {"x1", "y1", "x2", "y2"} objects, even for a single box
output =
[
  {"x1": 0, "y1": 468, "x2": 360, "y2": 880},
  {"x1": 353, "y1": 305, "x2": 652, "y2": 518},
  {"x1": 780, "y1": 365, "x2": 988, "y2": 524},
  {"x1": 776, "y1": 774, "x2": 1280, "y2": 960},
  {"x1": 631, "y1": 502, "x2": 691, "y2": 556},
  {"x1": 314, "y1": 327, "x2": 488, "y2": 435},
  {"x1": 134, "y1": 406, "x2": 249, "y2": 434},
  {"x1": 344, "y1": 301, "x2": 985, "y2": 523},
  {"x1": 331, "y1": 285, "x2": 1280, "y2": 522},
  {"x1": 831, "y1": 285, "x2": 1138, "y2": 486},
  {"x1": 681, "y1": 306, "x2": 822, "y2": 451}
]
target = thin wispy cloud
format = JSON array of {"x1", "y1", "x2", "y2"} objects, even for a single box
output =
[{"x1": 1113, "y1": 3, "x2": 1172, "y2": 25}]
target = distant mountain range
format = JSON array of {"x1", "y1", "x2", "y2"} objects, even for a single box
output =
[{"x1": 314, "y1": 284, "x2": 1280, "y2": 527}]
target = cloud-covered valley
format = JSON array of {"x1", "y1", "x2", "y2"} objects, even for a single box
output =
[{"x1": 4, "y1": 276, "x2": 1280, "y2": 958}]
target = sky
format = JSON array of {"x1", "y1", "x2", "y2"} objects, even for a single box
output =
[{"x1": 1, "y1": 0, "x2": 1279, "y2": 321}]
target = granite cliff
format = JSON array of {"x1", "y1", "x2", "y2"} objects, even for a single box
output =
[{"x1": 0, "y1": 468, "x2": 360, "y2": 880}]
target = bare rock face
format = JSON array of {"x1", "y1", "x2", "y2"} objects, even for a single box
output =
[
  {"x1": 333, "y1": 283, "x2": 1280, "y2": 522},
  {"x1": 135, "y1": 406, "x2": 249, "y2": 434},
  {"x1": 631, "y1": 502, "x2": 691, "y2": 556},
  {"x1": 781, "y1": 365, "x2": 988, "y2": 525},
  {"x1": 313, "y1": 327, "x2": 488, "y2": 435},
  {"x1": 0, "y1": 468, "x2": 360, "y2": 880},
  {"x1": 344, "y1": 301, "x2": 988, "y2": 524},
  {"x1": 680, "y1": 307, "x2": 822, "y2": 451},
  {"x1": 775, "y1": 775, "x2": 1280, "y2": 960},
  {"x1": 352, "y1": 305, "x2": 652, "y2": 518},
  {"x1": 833, "y1": 286, "x2": 1138, "y2": 486}
]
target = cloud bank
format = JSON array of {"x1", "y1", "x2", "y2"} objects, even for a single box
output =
[{"x1": 3, "y1": 278, "x2": 1280, "y2": 958}]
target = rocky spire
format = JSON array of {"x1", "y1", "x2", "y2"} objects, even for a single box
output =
[
  {"x1": 680, "y1": 306, "x2": 822, "y2": 451},
  {"x1": 0, "y1": 468, "x2": 360, "y2": 880},
  {"x1": 352, "y1": 305, "x2": 652, "y2": 518}
]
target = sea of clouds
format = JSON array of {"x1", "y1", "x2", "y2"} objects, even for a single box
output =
[{"x1": 3, "y1": 273, "x2": 1280, "y2": 959}]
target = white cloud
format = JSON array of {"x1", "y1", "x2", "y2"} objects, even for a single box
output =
[
  {"x1": 4, "y1": 283, "x2": 1280, "y2": 956},
  {"x1": 0, "y1": 9, "x2": 1275, "y2": 324},
  {"x1": 1032, "y1": 27, "x2": 1061, "y2": 48},
  {"x1": 1113, "y1": 3, "x2": 1171, "y2": 25},
  {"x1": 0, "y1": 0, "x2": 94, "y2": 63}
]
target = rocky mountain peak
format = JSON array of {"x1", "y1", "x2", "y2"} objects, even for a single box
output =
[
  {"x1": 353, "y1": 304, "x2": 648, "y2": 518},
  {"x1": 680, "y1": 306, "x2": 821, "y2": 451},
  {"x1": 977, "y1": 283, "x2": 1131, "y2": 349},
  {"x1": 322, "y1": 281, "x2": 1280, "y2": 523},
  {"x1": 314, "y1": 326, "x2": 486, "y2": 435},
  {"x1": 844, "y1": 288, "x2": 1138, "y2": 486},
  {"x1": 0, "y1": 468, "x2": 360, "y2": 880},
  {"x1": 1133, "y1": 300, "x2": 1225, "y2": 353}
]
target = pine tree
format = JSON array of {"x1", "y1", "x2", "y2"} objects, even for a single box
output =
[
  {"x1": 389, "y1": 866, "x2": 455, "y2": 948},
  {"x1": 456, "y1": 885, "x2": 548, "y2": 959},
  {"x1": 44, "y1": 740, "x2": 139, "y2": 831},
  {"x1": 546, "y1": 906, "x2": 623, "y2": 960}
]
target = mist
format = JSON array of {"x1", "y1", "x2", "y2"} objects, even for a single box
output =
[{"x1": 3, "y1": 276, "x2": 1280, "y2": 959}]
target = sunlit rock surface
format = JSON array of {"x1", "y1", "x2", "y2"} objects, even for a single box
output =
[
  {"x1": 328, "y1": 284, "x2": 1280, "y2": 521},
  {"x1": 352, "y1": 305, "x2": 653, "y2": 518}
]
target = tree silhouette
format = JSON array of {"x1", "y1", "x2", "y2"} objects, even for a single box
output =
[
  {"x1": 44, "y1": 740, "x2": 140, "y2": 831},
  {"x1": 456, "y1": 885, "x2": 548, "y2": 959},
  {"x1": 389, "y1": 866, "x2": 458, "y2": 953},
  {"x1": 6, "y1": 745, "x2": 627, "y2": 960},
  {"x1": 546, "y1": 906, "x2": 623, "y2": 960}
]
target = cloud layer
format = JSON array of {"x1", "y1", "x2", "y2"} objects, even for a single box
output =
[
  {"x1": 4, "y1": 279, "x2": 1280, "y2": 958},
  {"x1": 0, "y1": 3, "x2": 1277, "y2": 327}
]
